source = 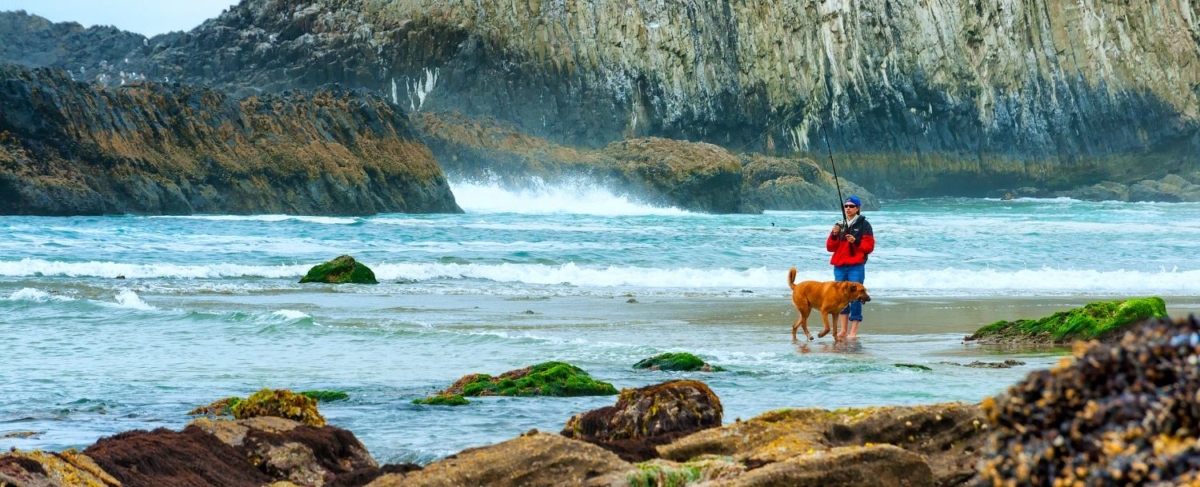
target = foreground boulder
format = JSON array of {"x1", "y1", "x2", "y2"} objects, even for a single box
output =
[
  {"x1": 84, "y1": 426, "x2": 273, "y2": 487},
  {"x1": 562, "y1": 380, "x2": 723, "y2": 461},
  {"x1": 366, "y1": 431, "x2": 629, "y2": 487},
  {"x1": 414, "y1": 361, "x2": 618, "y2": 404},
  {"x1": 191, "y1": 416, "x2": 384, "y2": 487},
  {"x1": 974, "y1": 316, "x2": 1200, "y2": 485},
  {"x1": 0, "y1": 449, "x2": 119, "y2": 487},
  {"x1": 300, "y1": 256, "x2": 379, "y2": 285},
  {"x1": 964, "y1": 296, "x2": 1167, "y2": 345},
  {"x1": 660, "y1": 402, "x2": 986, "y2": 486}
]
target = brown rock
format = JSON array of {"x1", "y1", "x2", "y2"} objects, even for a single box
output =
[
  {"x1": 562, "y1": 379, "x2": 723, "y2": 461},
  {"x1": 83, "y1": 425, "x2": 272, "y2": 487},
  {"x1": 365, "y1": 432, "x2": 629, "y2": 487},
  {"x1": 712, "y1": 445, "x2": 933, "y2": 487},
  {"x1": 190, "y1": 416, "x2": 381, "y2": 486},
  {"x1": 0, "y1": 449, "x2": 119, "y2": 487}
]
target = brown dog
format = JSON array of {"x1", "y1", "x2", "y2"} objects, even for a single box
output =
[{"x1": 787, "y1": 267, "x2": 871, "y2": 341}]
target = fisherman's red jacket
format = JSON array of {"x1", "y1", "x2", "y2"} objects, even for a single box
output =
[{"x1": 826, "y1": 216, "x2": 875, "y2": 266}]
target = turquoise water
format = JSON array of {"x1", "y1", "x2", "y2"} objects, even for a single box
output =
[{"x1": 2, "y1": 183, "x2": 1199, "y2": 463}]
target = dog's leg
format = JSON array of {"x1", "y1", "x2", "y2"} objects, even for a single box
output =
[
  {"x1": 817, "y1": 310, "x2": 832, "y2": 339},
  {"x1": 800, "y1": 308, "x2": 813, "y2": 340}
]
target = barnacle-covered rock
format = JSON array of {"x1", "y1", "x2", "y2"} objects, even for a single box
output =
[
  {"x1": 973, "y1": 315, "x2": 1200, "y2": 485},
  {"x1": 561, "y1": 380, "x2": 722, "y2": 461}
]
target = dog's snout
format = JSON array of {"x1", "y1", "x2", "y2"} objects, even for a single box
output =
[{"x1": 860, "y1": 292, "x2": 871, "y2": 302}]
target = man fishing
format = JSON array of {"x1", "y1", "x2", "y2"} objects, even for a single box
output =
[{"x1": 828, "y1": 196, "x2": 874, "y2": 339}]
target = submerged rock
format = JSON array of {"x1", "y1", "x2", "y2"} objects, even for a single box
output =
[
  {"x1": 633, "y1": 352, "x2": 725, "y2": 372},
  {"x1": 964, "y1": 297, "x2": 1167, "y2": 345},
  {"x1": 300, "y1": 256, "x2": 378, "y2": 285},
  {"x1": 561, "y1": 380, "x2": 723, "y2": 461},
  {"x1": 974, "y1": 316, "x2": 1200, "y2": 486}
]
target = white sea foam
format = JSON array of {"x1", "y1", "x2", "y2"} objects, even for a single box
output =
[
  {"x1": 112, "y1": 290, "x2": 154, "y2": 310},
  {"x1": 271, "y1": 310, "x2": 312, "y2": 321},
  {"x1": 449, "y1": 180, "x2": 691, "y2": 216},
  {"x1": 0, "y1": 259, "x2": 309, "y2": 279},
  {"x1": 5, "y1": 288, "x2": 74, "y2": 302}
]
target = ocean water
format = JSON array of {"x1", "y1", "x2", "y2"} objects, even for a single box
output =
[{"x1": 2, "y1": 181, "x2": 1199, "y2": 464}]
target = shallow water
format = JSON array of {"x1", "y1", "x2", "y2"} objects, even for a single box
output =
[{"x1": 2, "y1": 185, "x2": 1198, "y2": 463}]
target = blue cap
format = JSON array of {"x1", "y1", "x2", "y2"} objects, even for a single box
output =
[{"x1": 844, "y1": 196, "x2": 862, "y2": 208}]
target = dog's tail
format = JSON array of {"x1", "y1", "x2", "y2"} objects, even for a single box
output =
[{"x1": 787, "y1": 267, "x2": 798, "y2": 289}]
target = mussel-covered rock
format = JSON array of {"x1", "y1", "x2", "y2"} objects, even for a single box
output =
[
  {"x1": 299, "y1": 255, "x2": 378, "y2": 284},
  {"x1": 974, "y1": 315, "x2": 1200, "y2": 485},
  {"x1": 964, "y1": 296, "x2": 1167, "y2": 345}
]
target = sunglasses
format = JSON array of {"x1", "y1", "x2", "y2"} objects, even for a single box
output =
[{"x1": 843, "y1": 204, "x2": 858, "y2": 208}]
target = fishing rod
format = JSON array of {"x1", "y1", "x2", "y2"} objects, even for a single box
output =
[{"x1": 818, "y1": 69, "x2": 854, "y2": 255}]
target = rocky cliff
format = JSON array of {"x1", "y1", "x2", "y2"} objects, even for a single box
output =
[
  {"x1": 2, "y1": 1, "x2": 1197, "y2": 200},
  {"x1": 0, "y1": 64, "x2": 460, "y2": 215}
]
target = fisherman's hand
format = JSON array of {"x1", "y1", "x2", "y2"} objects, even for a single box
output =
[
  {"x1": 831, "y1": 224, "x2": 841, "y2": 235},
  {"x1": 846, "y1": 235, "x2": 856, "y2": 243}
]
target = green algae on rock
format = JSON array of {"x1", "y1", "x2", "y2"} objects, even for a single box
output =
[
  {"x1": 965, "y1": 297, "x2": 1167, "y2": 345},
  {"x1": 412, "y1": 393, "x2": 470, "y2": 406},
  {"x1": 299, "y1": 390, "x2": 350, "y2": 402},
  {"x1": 417, "y1": 362, "x2": 618, "y2": 403},
  {"x1": 230, "y1": 388, "x2": 326, "y2": 427},
  {"x1": 633, "y1": 353, "x2": 725, "y2": 372},
  {"x1": 299, "y1": 255, "x2": 378, "y2": 284}
]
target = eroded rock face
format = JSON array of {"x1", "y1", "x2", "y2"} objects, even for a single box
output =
[
  {"x1": 5, "y1": 0, "x2": 1194, "y2": 198},
  {"x1": 0, "y1": 63, "x2": 461, "y2": 216},
  {"x1": 562, "y1": 380, "x2": 723, "y2": 461}
]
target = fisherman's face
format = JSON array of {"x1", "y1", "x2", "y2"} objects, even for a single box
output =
[{"x1": 843, "y1": 204, "x2": 859, "y2": 216}]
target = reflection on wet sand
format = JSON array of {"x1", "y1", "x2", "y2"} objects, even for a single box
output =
[{"x1": 796, "y1": 339, "x2": 864, "y2": 354}]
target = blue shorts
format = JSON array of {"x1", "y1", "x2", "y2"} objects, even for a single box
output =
[{"x1": 833, "y1": 264, "x2": 866, "y2": 322}]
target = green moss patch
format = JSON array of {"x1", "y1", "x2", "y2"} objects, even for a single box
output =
[
  {"x1": 412, "y1": 393, "x2": 470, "y2": 406},
  {"x1": 415, "y1": 362, "x2": 617, "y2": 404},
  {"x1": 967, "y1": 297, "x2": 1168, "y2": 345},
  {"x1": 633, "y1": 352, "x2": 725, "y2": 372},
  {"x1": 299, "y1": 255, "x2": 378, "y2": 284},
  {"x1": 299, "y1": 390, "x2": 349, "y2": 402}
]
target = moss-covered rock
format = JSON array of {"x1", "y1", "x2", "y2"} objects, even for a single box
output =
[
  {"x1": 299, "y1": 255, "x2": 378, "y2": 284},
  {"x1": 416, "y1": 362, "x2": 618, "y2": 404},
  {"x1": 965, "y1": 297, "x2": 1168, "y2": 345},
  {"x1": 412, "y1": 393, "x2": 470, "y2": 406},
  {"x1": 187, "y1": 396, "x2": 242, "y2": 416},
  {"x1": 633, "y1": 353, "x2": 725, "y2": 372},
  {"x1": 230, "y1": 388, "x2": 326, "y2": 427},
  {"x1": 299, "y1": 390, "x2": 350, "y2": 402}
]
